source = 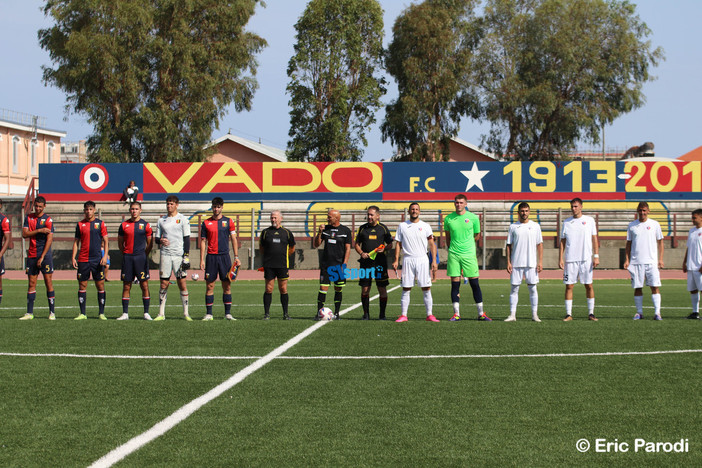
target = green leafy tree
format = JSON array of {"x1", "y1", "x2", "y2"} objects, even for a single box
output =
[
  {"x1": 286, "y1": 0, "x2": 385, "y2": 162},
  {"x1": 382, "y1": 0, "x2": 479, "y2": 162},
  {"x1": 472, "y1": 0, "x2": 663, "y2": 160},
  {"x1": 39, "y1": 0, "x2": 266, "y2": 162}
]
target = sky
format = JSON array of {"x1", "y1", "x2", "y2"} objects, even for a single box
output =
[{"x1": 1, "y1": 1, "x2": 700, "y2": 161}]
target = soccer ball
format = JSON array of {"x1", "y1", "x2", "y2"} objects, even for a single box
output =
[
  {"x1": 191, "y1": 273, "x2": 200, "y2": 281},
  {"x1": 319, "y1": 307, "x2": 334, "y2": 321}
]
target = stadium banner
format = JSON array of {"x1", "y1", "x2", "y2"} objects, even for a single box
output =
[{"x1": 38, "y1": 160, "x2": 701, "y2": 201}]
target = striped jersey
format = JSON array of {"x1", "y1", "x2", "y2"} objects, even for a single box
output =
[
  {"x1": 0, "y1": 214, "x2": 10, "y2": 250},
  {"x1": 75, "y1": 218, "x2": 108, "y2": 262},
  {"x1": 118, "y1": 218, "x2": 152, "y2": 255},
  {"x1": 201, "y1": 216, "x2": 236, "y2": 255},
  {"x1": 24, "y1": 213, "x2": 54, "y2": 259}
]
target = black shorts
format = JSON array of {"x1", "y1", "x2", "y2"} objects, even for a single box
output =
[
  {"x1": 358, "y1": 259, "x2": 390, "y2": 287},
  {"x1": 77, "y1": 260, "x2": 105, "y2": 282},
  {"x1": 121, "y1": 253, "x2": 150, "y2": 283},
  {"x1": 320, "y1": 267, "x2": 346, "y2": 287},
  {"x1": 205, "y1": 254, "x2": 232, "y2": 282},
  {"x1": 264, "y1": 267, "x2": 289, "y2": 281},
  {"x1": 0, "y1": 257, "x2": 4, "y2": 276},
  {"x1": 26, "y1": 256, "x2": 54, "y2": 276}
]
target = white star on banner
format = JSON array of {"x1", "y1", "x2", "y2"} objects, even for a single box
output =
[{"x1": 460, "y1": 163, "x2": 490, "y2": 192}]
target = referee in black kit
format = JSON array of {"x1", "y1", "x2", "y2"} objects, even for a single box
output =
[
  {"x1": 259, "y1": 211, "x2": 296, "y2": 320},
  {"x1": 314, "y1": 209, "x2": 352, "y2": 320},
  {"x1": 355, "y1": 205, "x2": 393, "y2": 320}
]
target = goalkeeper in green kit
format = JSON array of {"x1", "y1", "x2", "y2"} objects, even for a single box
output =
[{"x1": 444, "y1": 193, "x2": 490, "y2": 321}]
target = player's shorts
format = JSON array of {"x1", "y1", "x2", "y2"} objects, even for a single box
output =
[
  {"x1": 319, "y1": 266, "x2": 346, "y2": 287},
  {"x1": 447, "y1": 252, "x2": 479, "y2": 278},
  {"x1": 77, "y1": 260, "x2": 105, "y2": 281},
  {"x1": 402, "y1": 256, "x2": 432, "y2": 288},
  {"x1": 26, "y1": 256, "x2": 54, "y2": 276},
  {"x1": 205, "y1": 254, "x2": 232, "y2": 282},
  {"x1": 687, "y1": 270, "x2": 702, "y2": 292},
  {"x1": 160, "y1": 254, "x2": 184, "y2": 279},
  {"x1": 628, "y1": 263, "x2": 661, "y2": 289},
  {"x1": 121, "y1": 253, "x2": 150, "y2": 283},
  {"x1": 264, "y1": 267, "x2": 289, "y2": 281},
  {"x1": 0, "y1": 257, "x2": 4, "y2": 276},
  {"x1": 358, "y1": 258, "x2": 390, "y2": 287},
  {"x1": 563, "y1": 261, "x2": 593, "y2": 285},
  {"x1": 511, "y1": 267, "x2": 539, "y2": 285}
]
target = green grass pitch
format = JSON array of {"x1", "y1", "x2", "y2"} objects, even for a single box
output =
[{"x1": 0, "y1": 278, "x2": 699, "y2": 467}]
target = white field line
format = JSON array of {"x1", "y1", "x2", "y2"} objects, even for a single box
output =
[
  {"x1": 3, "y1": 349, "x2": 701, "y2": 362},
  {"x1": 87, "y1": 284, "x2": 402, "y2": 468}
]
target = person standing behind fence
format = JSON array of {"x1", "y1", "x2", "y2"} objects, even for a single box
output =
[
  {"x1": 0, "y1": 199, "x2": 11, "y2": 307},
  {"x1": 155, "y1": 195, "x2": 192, "y2": 321},
  {"x1": 199, "y1": 197, "x2": 240, "y2": 321},
  {"x1": 314, "y1": 209, "x2": 351, "y2": 320},
  {"x1": 355, "y1": 206, "x2": 393, "y2": 320},
  {"x1": 444, "y1": 193, "x2": 490, "y2": 321},
  {"x1": 71, "y1": 201, "x2": 108, "y2": 320},
  {"x1": 117, "y1": 202, "x2": 153, "y2": 320},
  {"x1": 682, "y1": 209, "x2": 702, "y2": 320},
  {"x1": 260, "y1": 211, "x2": 295, "y2": 320},
  {"x1": 20, "y1": 196, "x2": 56, "y2": 320},
  {"x1": 505, "y1": 202, "x2": 543, "y2": 322},
  {"x1": 559, "y1": 198, "x2": 599, "y2": 321},
  {"x1": 624, "y1": 202, "x2": 664, "y2": 320}
]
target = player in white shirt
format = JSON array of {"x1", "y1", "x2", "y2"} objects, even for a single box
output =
[
  {"x1": 559, "y1": 198, "x2": 599, "y2": 321},
  {"x1": 682, "y1": 209, "x2": 702, "y2": 320},
  {"x1": 392, "y1": 203, "x2": 439, "y2": 322},
  {"x1": 624, "y1": 202, "x2": 664, "y2": 320},
  {"x1": 155, "y1": 195, "x2": 192, "y2": 320},
  {"x1": 505, "y1": 202, "x2": 543, "y2": 322}
]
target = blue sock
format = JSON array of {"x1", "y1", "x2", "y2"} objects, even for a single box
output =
[
  {"x1": 451, "y1": 281, "x2": 460, "y2": 303},
  {"x1": 223, "y1": 294, "x2": 232, "y2": 314},
  {"x1": 206, "y1": 294, "x2": 214, "y2": 315},
  {"x1": 468, "y1": 278, "x2": 483, "y2": 303},
  {"x1": 47, "y1": 290, "x2": 55, "y2": 313},
  {"x1": 27, "y1": 291, "x2": 36, "y2": 315},
  {"x1": 143, "y1": 296, "x2": 150, "y2": 314},
  {"x1": 98, "y1": 290, "x2": 106, "y2": 315},
  {"x1": 78, "y1": 290, "x2": 87, "y2": 315},
  {"x1": 122, "y1": 297, "x2": 129, "y2": 315}
]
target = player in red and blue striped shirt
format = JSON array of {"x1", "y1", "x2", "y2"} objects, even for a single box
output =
[
  {"x1": 199, "y1": 197, "x2": 240, "y2": 320},
  {"x1": 117, "y1": 202, "x2": 153, "y2": 320},
  {"x1": 20, "y1": 196, "x2": 55, "y2": 320},
  {"x1": 71, "y1": 201, "x2": 109, "y2": 320},
  {"x1": 0, "y1": 199, "x2": 12, "y2": 307}
]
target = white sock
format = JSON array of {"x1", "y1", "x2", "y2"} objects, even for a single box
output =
[
  {"x1": 509, "y1": 284, "x2": 519, "y2": 317},
  {"x1": 692, "y1": 293, "x2": 700, "y2": 313},
  {"x1": 527, "y1": 284, "x2": 538, "y2": 316},
  {"x1": 401, "y1": 290, "x2": 410, "y2": 316},
  {"x1": 423, "y1": 290, "x2": 433, "y2": 316},
  {"x1": 587, "y1": 297, "x2": 595, "y2": 315},
  {"x1": 651, "y1": 294, "x2": 661, "y2": 316},
  {"x1": 158, "y1": 288, "x2": 168, "y2": 316},
  {"x1": 181, "y1": 291, "x2": 189, "y2": 315},
  {"x1": 565, "y1": 299, "x2": 573, "y2": 315},
  {"x1": 452, "y1": 302, "x2": 460, "y2": 317},
  {"x1": 634, "y1": 295, "x2": 644, "y2": 314},
  {"x1": 476, "y1": 302, "x2": 484, "y2": 315}
]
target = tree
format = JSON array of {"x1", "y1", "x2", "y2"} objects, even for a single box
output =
[
  {"x1": 472, "y1": 0, "x2": 663, "y2": 160},
  {"x1": 286, "y1": 0, "x2": 385, "y2": 162},
  {"x1": 39, "y1": 0, "x2": 266, "y2": 162},
  {"x1": 382, "y1": 0, "x2": 479, "y2": 162}
]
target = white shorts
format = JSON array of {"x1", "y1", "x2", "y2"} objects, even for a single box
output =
[
  {"x1": 160, "y1": 254, "x2": 184, "y2": 279},
  {"x1": 563, "y1": 261, "x2": 593, "y2": 285},
  {"x1": 628, "y1": 264, "x2": 661, "y2": 289},
  {"x1": 401, "y1": 256, "x2": 432, "y2": 288},
  {"x1": 511, "y1": 267, "x2": 539, "y2": 286},
  {"x1": 687, "y1": 270, "x2": 702, "y2": 292}
]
